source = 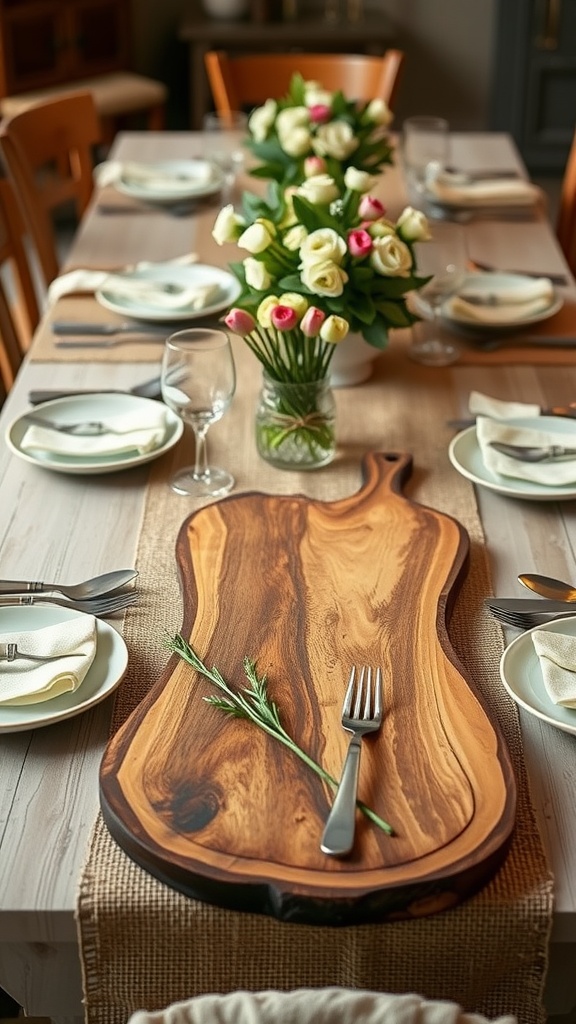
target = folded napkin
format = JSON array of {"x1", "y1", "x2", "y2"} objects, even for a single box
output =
[
  {"x1": 43, "y1": 252, "x2": 220, "y2": 309},
  {"x1": 532, "y1": 630, "x2": 576, "y2": 707},
  {"x1": 445, "y1": 277, "x2": 554, "y2": 325},
  {"x1": 94, "y1": 160, "x2": 217, "y2": 194},
  {"x1": 127, "y1": 988, "x2": 517, "y2": 1024},
  {"x1": 21, "y1": 407, "x2": 169, "y2": 458},
  {"x1": 425, "y1": 167, "x2": 541, "y2": 207},
  {"x1": 0, "y1": 616, "x2": 96, "y2": 705},
  {"x1": 476, "y1": 416, "x2": 576, "y2": 485},
  {"x1": 469, "y1": 391, "x2": 541, "y2": 419}
]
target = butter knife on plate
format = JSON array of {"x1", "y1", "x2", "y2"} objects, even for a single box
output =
[
  {"x1": 51, "y1": 321, "x2": 170, "y2": 335},
  {"x1": 485, "y1": 598, "x2": 576, "y2": 613}
]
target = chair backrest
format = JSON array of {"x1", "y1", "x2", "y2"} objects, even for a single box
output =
[
  {"x1": 557, "y1": 127, "x2": 576, "y2": 276},
  {"x1": 204, "y1": 49, "x2": 405, "y2": 119},
  {"x1": 0, "y1": 176, "x2": 40, "y2": 395},
  {"x1": 0, "y1": 90, "x2": 102, "y2": 290}
]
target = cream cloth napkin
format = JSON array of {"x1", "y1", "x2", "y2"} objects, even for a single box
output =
[
  {"x1": 127, "y1": 989, "x2": 517, "y2": 1024},
  {"x1": 445, "y1": 277, "x2": 554, "y2": 325},
  {"x1": 46, "y1": 254, "x2": 201, "y2": 306},
  {"x1": 94, "y1": 160, "x2": 218, "y2": 194},
  {"x1": 532, "y1": 630, "x2": 576, "y2": 707},
  {"x1": 21, "y1": 408, "x2": 170, "y2": 458},
  {"x1": 0, "y1": 616, "x2": 97, "y2": 705},
  {"x1": 425, "y1": 168, "x2": 541, "y2": 207},
  {"x1": 476, "y1": 415, "x2": 576, "y2": 485},
  {"x1": 469, "y1": 391, "x2": 541, "y2": 419}
]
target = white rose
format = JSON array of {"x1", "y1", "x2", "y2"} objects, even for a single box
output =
[
  {"x1": 365, "y1": 98, "x2": 393, "y2": 127},
  {"x1": 238, "y1": 221, "x2": 274, "y2": 254},
  {"x1": 300, "y1": 259, "x2": 349, "y2": 297},
  {"x1": 304, "y1": 85, "x2": 333, "y2": 108},
  {"x1": 396, "y1": 206, "x2": 432, "y2": 242},
  {"x1": 370, "y1": 235, "x2": 413, "y2": 277},
  {"x1": 312, "y1": 121, "x2": 358, "y2": 160},
  {"x1": 297, "y1": 173, "x2": 339, "y2": 205},
  {"x1": 343, "y1": 167, "x2": 377, "y2": 193},
  {"x1": 280, "y1": 126, "x2": 312, "y2": 157},
  {"x1": 300, "y1": 228, "x2": 346, "y2": 265},
  {"x1": 244, "y1": 257, "x2": 271, "y2": 291},
  {"x1": 283, "y1": 224, "x2": 308, "y2": 250},
  {"x1": 276, "y1": 106, "x2": 309, "y2": 136},
  {"x1": 248, "y1": 98, "x2": 277, "y2": 142},
  {"x1": 212, "y1": 204, "x2": 245, "y2": 245}
]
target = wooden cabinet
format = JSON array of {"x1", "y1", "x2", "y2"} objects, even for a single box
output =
[
  {"x1": 0, "y1": 0, "x2": 131, "y2": 98},
  {"x1": 490, "y1": 0, "x2": 576, "y2": 173}
]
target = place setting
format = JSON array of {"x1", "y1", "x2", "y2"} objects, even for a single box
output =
[
  {"x1": 93, "y1": 158, "x2": 228, "y2": 216},
  {"x1": 448, "y1": 390, "x2": 576, "y2": 500},
  {"x1": 0, "y1": 566, "x2": 138, "y2": 732},
  {"x1": 5, "y1": 392, "x2": 184, "y2": 475}
]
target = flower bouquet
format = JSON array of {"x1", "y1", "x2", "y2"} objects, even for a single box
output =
[
  {"x1": 246, "y1": 73, "x2": 394, "y2": 189},
  {"x1": 213, "y1": 168, "x2": 431, "y2": 468}
]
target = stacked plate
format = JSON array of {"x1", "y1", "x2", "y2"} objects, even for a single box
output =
[
  {"x1": 95, "y1": 263, "x2": 242, "y2": 323},
  {"x1": 413, "y1": 272, "x2": 562, "y2": 336},
  {"x1": 112, "y1": 159, "x2": 226, "y2": 204}
]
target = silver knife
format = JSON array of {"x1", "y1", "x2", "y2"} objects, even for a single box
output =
[
  {"x1": 485, "y1": 598, "x2": 576, "y2": 612},
  {"x1": 51, "y1": 321, "x2": 169, "y2": 335}
]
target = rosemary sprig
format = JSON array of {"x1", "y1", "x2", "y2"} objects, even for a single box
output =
[{"x1": 164, "y1": 633, "x2": 394, "y2": 837}]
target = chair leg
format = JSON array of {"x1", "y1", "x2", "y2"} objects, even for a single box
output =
[{"x1": 147, "y1": 104, "x2": 165, "y2": 131}]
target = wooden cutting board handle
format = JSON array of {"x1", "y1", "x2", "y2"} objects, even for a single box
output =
[{"x1": 100, "y1": 451, "x2": 515, "y2": 924}]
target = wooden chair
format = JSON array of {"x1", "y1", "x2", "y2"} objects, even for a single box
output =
[
  {"x1": 0, "y1": 177, "x2": 40, "y2": 395},
  {"x1": 557, "y1": 127, "x2": 576, "y2": 276},
  {"x1": 204, "y1": 49, "x2": 405, "y2": 119},
  {"x1": 0, "y1": 91, "x2": 102, "y2": 291}
]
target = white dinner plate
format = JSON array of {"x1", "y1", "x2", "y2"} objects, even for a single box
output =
[
  {"x1": 412, "y1": 272, "x2": 562, "y2": 334},
  {"x1": 0, "y1": 605, "x2": 128, "y2": 733},
  {"x1": 96, "y1": 263, "x2": 241, "y2": 323},
  {"x1": 500, "y1": 616, "x2": 576, "y2": 737},
  {"x1": 6, "y1": 393, "x2": 183, "y2": 476},
  {"x1": 115, "y1": 160, "x2": 225, "y2": 203},
  {"x1": 448, "y1": 416, "x2": 576, "y2": 501}
]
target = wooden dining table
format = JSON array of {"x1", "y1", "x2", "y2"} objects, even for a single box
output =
[{"x1": 0, "y1": 130, "x2": 576, "y2": 1024}]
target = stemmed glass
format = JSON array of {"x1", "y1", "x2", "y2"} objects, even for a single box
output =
[
  {"x1": 161, "y1": 328, "x2": 236, "y2": 497},
  {"x1": 202, "y1": 111, "x2": 248, "y2": 199},
  {"x1": 409, "y1": 263, "x2": 466, "y2": 366}
]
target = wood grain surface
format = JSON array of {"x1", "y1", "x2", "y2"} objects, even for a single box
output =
[{"x1": 100, "y1": 451, "x2": 516, "y2": 923}]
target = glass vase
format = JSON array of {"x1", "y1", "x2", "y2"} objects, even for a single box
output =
[{"x1": 255, "y1": 374, "x2": 336, "y2": 470}]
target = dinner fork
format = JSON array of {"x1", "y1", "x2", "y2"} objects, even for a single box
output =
[
  {"x1": 0, "y1": 592, "x2": 138, "y2": 616},
  {"x1": 487, "y1": 606, "x2": 574, "y2": 630},
  {"x1": 320, "y1": 666, "x2": 383, "y2": 857},
  {"x1": 23, "y1": 414, "x2": 133, "y2": 436},
  {"x1": 489, "y1": 441, "x2": 576, "y2": 462},
  {"x1": 0, "y1": 641, "x2": 87, "y2": 663}
]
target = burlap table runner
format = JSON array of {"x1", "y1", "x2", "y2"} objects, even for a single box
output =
[{"x1": 75, "y1": 339, "x2": 553, "y2": 1024}]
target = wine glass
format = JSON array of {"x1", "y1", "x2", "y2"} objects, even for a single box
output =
[
  {"x1": 202, "y1": 111, "x2": 248, "y2": 198},
  {"x1": 409, "y1": 263, "x2": 466, "y2": 367},
  {"x1": 161, "y1": 328, "x2": 236, "y2": 497}
]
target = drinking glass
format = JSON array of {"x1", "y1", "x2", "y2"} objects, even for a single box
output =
[
  {"x1": 203, "y1": 110, "x2": 248, "y2": 195},
  {"x1": 161, "y1": 328, "x2": 236, "y2": 497},
  {"x1": 409, "y1": 263, "x2": 466, "y2": 367},
  {"x1": 403, "y1": 116, "x2": 449, "y2": 197}
]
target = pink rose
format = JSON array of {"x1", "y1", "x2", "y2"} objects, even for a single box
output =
[
  {"x1": 224, "y1": 308, "x2": 256, "y2": 335},
  {"x1": 309, "y1": 104, "x2": 331, "y2": 124},
  {"x1": 271, "y1": 304, "x2": 298, "y2": 331},
  {"x1": 304, "y1": 155, "x2": 327, "y2": 177},
  {"x1": 300, "y1": 306, "x2": 326, "y2": 337},
  {"x1": 358, "y1": 195, "x2": 386, "y2": 221},
  {"x1": 347, "y1": 228, "x2": 373, "y2": 258}
]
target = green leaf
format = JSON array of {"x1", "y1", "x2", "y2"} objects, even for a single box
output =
[{"x1": 362, "y1": 317, "x2": 390, "y2": 349}]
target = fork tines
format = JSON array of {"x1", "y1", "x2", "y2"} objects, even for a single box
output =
[{"x1": 344, "y1": 666, "x2": 383, "y2": 720}]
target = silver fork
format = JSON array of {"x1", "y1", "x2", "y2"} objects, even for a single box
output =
[
  {"x1": 23, "y1": 414, "x2": 130, "y2": 436},
  {"x1": 320, "y1": 666, "x2": 383, "y2": 857},
  {"x1": 0, "y1": 592, "x2": 138, "y2": 616},
  {"x1": 0, "y1": 641, "x2": 87, "y2": 662},
  {"x1": 488, "y1": 607, "x2": 574, "y2": 629}
]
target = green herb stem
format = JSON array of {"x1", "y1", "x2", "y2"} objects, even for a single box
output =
[{"x1": 164, "y1": 634, "x2": 394, "y2": 837}]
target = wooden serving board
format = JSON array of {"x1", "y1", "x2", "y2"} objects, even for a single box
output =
[{"x1": 100, "y1": 452, "x2": 516, "y2": 924}]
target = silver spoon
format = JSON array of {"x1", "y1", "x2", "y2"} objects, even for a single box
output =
[
  {"x1": 489, "y1": 441, "x2": 576, "y2": 461},
  {"x1": 0, "y1": 569, "x2": 138, "y2": 601},
  {"x1": 518, "y1": 573, "x2": 576, "y2": 602}
]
